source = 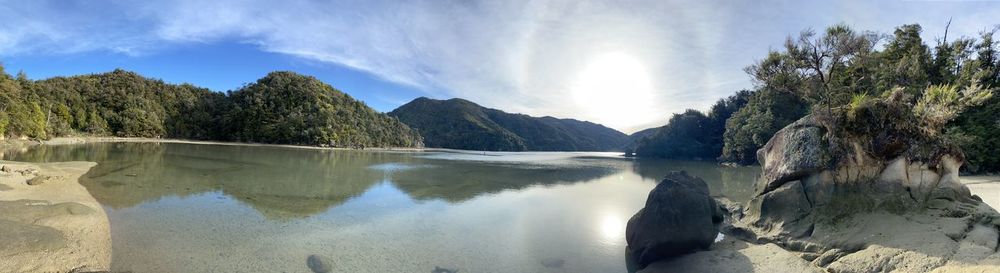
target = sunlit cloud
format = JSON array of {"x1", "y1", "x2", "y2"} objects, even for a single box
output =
[{"x1": 0, "y1": 0, "x2": 997, "y2": 132}]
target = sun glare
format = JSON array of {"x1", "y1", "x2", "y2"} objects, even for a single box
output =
[
  {"x1": 572, "y1": 52, "x2": 656, "y2": 131},
  {"x1": 599, "y1": 212, "x2": 626, "y2": 244}
]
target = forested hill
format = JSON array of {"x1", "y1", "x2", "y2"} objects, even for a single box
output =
[
  {"x1": 629, "y1": 23, "x2": 1000, "y2": 174},
  {"x1": 0, "y1": 68, "x2": 423, "y2": 148},
  {"x1": 389, "y1": 97, "x2": 629, "y2": 151}
]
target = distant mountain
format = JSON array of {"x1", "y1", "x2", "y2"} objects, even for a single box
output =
[
  {"x1": 389, "y1": 97, "x2": 629, "y2": 151},
  {"x1": 624, "y1": 127, "x2": 660, "y2": 153}
]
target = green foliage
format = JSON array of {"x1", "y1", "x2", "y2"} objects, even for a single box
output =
[
  {"x1": 225, "y1": 72, "x2": 422, "y2": 147},
  {"x1": 86, "y1": 109, "x2": 108, "y2": 134},
  {"x1": 848, "y1": 93, "x2": 873, "y2": 121},
  {"x1": 0, "y1": 112, "x2": 8, "y2": 137},
  {"x1": 389, "y1": 97, "x2": 627, "y2": 151},
  {"x1": 720, "y1": 23, "x2": 1000, "y2": 172},
  {"x1": 631, "y1": 90, "x2": 753, "y2": 159},
  {"x1": 914, "y1": 83, "x2": 993, "y2": 136},
  {"x1": 632, "y1": 110, "x2": 714, "y2": 159},
  {"x1": 28, "y1": 102, "x2": 47, "y2": 139},
  {"x1": 0, "y1": 67, "x2": 422, "y2": 148},
  {"x1": 720, "y1": 89, "x2": 809, "y2": 164},
  {"x1": 748, "y1": 24, "x2": 879, "y2": 112}
]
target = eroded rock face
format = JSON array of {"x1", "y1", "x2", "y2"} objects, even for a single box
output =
[
  {"x1": 728, "y1": 113, "x2": 1000, "y2": 272},
  {"x1": 755, "y1": 117, "x2": 832, "y2": 195},
  {"x1": 626, "y1": 171, "x2": 724, "y2": 269}
]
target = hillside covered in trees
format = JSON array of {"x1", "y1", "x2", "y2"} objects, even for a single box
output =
[
  {"x1": 631, "y1": 23, "x2": 1000, "y2": 173},
  {"x1": 0, "y1": 68, "x2": 422, "y2": 148},
  {"x1": 389, "y1": 97, "x2": 629, "y2": 151}
]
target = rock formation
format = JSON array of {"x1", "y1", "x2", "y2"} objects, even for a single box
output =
[
  {"x1": 727, "y1": 98, "x2": 1000, "y2": 272},
  {"x1": 626, "y1": 171, "x2": 725, "y2": 269}
]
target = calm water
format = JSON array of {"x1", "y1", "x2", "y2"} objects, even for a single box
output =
[{"x1": 5, "y1": 143, "x2": 759, "y2": 273}]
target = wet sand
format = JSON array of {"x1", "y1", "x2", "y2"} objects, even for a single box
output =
[{"x1": 0, "y1": 161, "x2": 109, "y2": 273}]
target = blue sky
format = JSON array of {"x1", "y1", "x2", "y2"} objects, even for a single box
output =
[{"x1": 1, "y1": 0, "x2": 999, "y2": 133}]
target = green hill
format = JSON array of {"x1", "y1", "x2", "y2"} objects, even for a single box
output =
[
  {"x1": 223, "y1": 72, "x2": 422, "y2": 147},
  {"x1": 389, "y1": 97, "x2": 628, "y2": 151},
  {"x1": 1, "y1": 67, "x2": 422, "y2": 148}
]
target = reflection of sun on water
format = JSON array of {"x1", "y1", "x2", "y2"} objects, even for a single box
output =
[{"x1": 599, "y1": 212, "x2": 625, "y2": 244}]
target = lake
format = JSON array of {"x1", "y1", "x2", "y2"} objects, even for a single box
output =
[{"x1": 5, "y1": 142, "x2": 760, "y2": 273}]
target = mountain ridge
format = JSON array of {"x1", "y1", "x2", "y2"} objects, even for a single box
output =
[{"x1": 389, "y1": 97, "x2": 629, "y2": 151}]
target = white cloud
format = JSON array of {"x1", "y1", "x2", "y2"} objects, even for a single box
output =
[{"x1": 0, "y1": 0, "x2": 997, "y2": 133}]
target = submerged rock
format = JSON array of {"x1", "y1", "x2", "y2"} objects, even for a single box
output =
[
  {"x1": 540, "y1": 257, "x2": 565, "y2": 268},
  {"x1": 626, "y1": 171, "x2": 724, "y2": 269},
  {"x1": 431, "y1": 266, "x2": 459, "y2": 273},
  {"x1": 306, "y1": 255, "x2": 331, "y2": 273}
]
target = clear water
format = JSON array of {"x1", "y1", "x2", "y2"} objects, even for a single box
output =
[{"x1": 5, "y1": 143, "x2": 759, "y2": 273}]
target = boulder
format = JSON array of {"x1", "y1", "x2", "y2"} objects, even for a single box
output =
[
  {"x1": 626, "y1": 171, "x2": 724, "y2": 269},
  {"x1": 738, "y1": 113, "x2": 987, "y2": 238},
  {"x1": 728, "y1": 109, "x2": 1000, "y2": 272},
  {"x1": 755, "y1": 117, "x2": 832, "y2": 195}
]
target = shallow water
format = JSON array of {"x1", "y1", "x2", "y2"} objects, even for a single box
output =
[{"x1": 6, "y1": 143, "x2": 759, "y2": 273}]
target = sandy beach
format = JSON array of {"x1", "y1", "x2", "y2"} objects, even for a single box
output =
[
  {"x1": 4, "y1": 137, "x2": 1000, "y2": 272},
  {"x1": 0, "y1": 160, "x2": 109, "y2": 273},
  {"x1": 962, "y1": 175, "x2": 1000, "y2": 210}
]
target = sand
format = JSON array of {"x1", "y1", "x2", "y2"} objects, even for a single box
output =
[
  {"x1": 639, "y1": 175, "x2": 1000, "y2": 273},
  {"x1": 0, "y1": 161, "x2": 109, "y2": 273},
  {"x1": 638, "y1": 237, "x2": 824, "y2": 273},
  {"x1": 14, "y1": 137, "x2": 1000, "y2": 272},
  {"x1": 963, "y1": 175, "x2": 1000, "y2": 210}
]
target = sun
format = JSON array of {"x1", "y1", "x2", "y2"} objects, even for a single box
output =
[{"x1": 571, "y1": 52, "x2": 656, "y2": 131}]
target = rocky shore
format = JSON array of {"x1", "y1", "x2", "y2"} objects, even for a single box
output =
[
  {"x1": 0, "y1": 161, "x2": 109, "y2": 273},
  {"x1": 628, "y1": 98, "x2": 1000, "y2": 272}
]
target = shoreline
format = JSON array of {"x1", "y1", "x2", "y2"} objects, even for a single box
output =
[
  {"x1": 0, "y1": 160, "x2": 109, "y2": 272},
  {"x1": 3, "y1": 136, "x2": 1000, "y2": 272},
  {"x1": 14, "y1": 136, "x2": 629, "y2": 156},
  {"x1": 37, "y1": 136, "x2": 431, "y2": 152}
]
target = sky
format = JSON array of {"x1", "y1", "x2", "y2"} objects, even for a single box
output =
[{"x1": 1, "y1": 0, "x2": 998, "y2": 133}]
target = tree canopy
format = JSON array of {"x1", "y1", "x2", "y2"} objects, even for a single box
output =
[
  {"x1": 0, "y1": 68, "x2": 422, "y2": 148},
  {"x1": 633, "y1": 23, "x2": 1000, "y2": 173}
]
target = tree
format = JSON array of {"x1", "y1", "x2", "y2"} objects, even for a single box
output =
[
  {"x1": 876, "y1": 24, "x2": 933, "y2": 94},
  {"x1": 747, "y1": 24, "x2": 879, "y2": 114},
  {"x1": 28, "y1": 102, "x2": 47, "y2": 139},
  {"x1": 720, "y1": 89, "x2": 809, "y2": 164},
  {"x1": 630, "y1": 90, "x2": 753, "y2": 159}
]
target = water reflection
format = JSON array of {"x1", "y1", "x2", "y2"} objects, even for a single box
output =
[
  {"x1": 631, "y1": 158, "x2": 759, "y2": 202},
  {"x1": 4, "y1": 143, "x2": 759, "y2": 273}
]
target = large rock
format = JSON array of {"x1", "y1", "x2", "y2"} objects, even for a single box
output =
[
  {"x1": 728, "y1": 110, "x2": 1000, "y2": 272},
  {"x1": 755, "y1": 116, "x2": 832, "y2": 195},
  {"x1": 626, "y1": 171, "x2": 724, "y2": 269}
]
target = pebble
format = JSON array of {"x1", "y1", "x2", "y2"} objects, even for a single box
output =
[
  {"x1": 26, "y1": 175, "x2": 51, "y2": 186},
  {"x1": 541, "y1": 258, "x2": 565, "y2": 268},
  {"x1": 432, "y1": 266, "x2": 459, "y2": 273},
  {"x1": 306, "y1": 254, "x2": 332, "y2": 273}
]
